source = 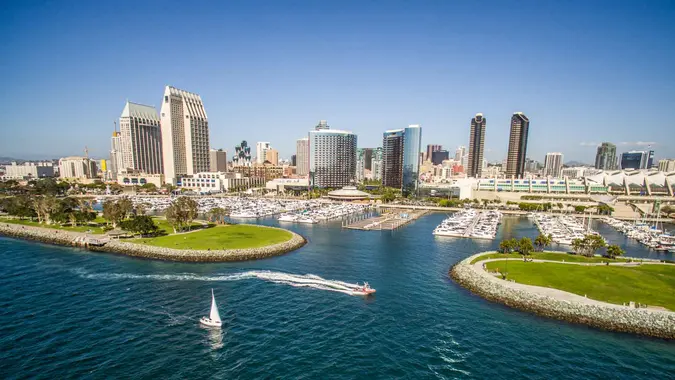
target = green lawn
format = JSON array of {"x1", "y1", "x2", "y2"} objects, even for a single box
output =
[
  {"x1": 485, "y1": 260, "x2": 675, "y2": 311},
  {"x1": 470, "y1": 251, "x2": 629, "y2": 265},
  {"x1": 151, "y1": 218, "x2": 204, "y2": 234},
  {"x1": 133, "y1": 224, "x2": 293, "y2": 250},
  {"x1": 0, "y1": 217, "x2": 106, "y2": 234}
]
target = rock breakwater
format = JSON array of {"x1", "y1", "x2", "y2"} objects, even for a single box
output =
[
  {"x1": 450, "y1": 252, "x2": 675, "y2": 339},
  {"x1": 0, "y1": 222, "x2": 306, "y2": 263}
]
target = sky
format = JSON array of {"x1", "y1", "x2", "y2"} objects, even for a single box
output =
[{"x1": 1, "y1": 0, "x2": 674, "y2": 164}]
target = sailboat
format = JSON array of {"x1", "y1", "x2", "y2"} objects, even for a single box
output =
[{"x1": 200, "y1": 289, "x2": 222, "y2": 328}]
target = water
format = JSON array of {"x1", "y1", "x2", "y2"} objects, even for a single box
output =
[{"x1": 1, "y1": 216, "x2": 673, "y2": 379}]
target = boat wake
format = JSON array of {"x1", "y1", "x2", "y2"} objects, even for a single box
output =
[{"x1": 73, "y1": 269, "x2": 365, "y2": 296}]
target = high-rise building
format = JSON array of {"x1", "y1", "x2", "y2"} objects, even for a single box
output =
[
  {"x1": 658, "y1": 159, "x2": 675, "y2": 172},
  {"x1": 256, "y1": 142, "x2": 271, "y2": 164},
  {"x1": 431, "y1": 150, "x2": 450, "y2": 165},
  {"x1": 291, "y1": 154, "x2": 297, "y2": 167},
  {"x1": 265, "y1": 148, "x2": 279, "y2": 165},
  {"x1": 425, "y1": 144, "x2": 441, "y2": 162},
  {"x1": 362, "y1": 148, "x2": 374, "y2": 170},
  {"x1": 543, "y1": 152, "x2": 564, "y2": 177},
  {"x1": 109, "y1": 127, "x2": 123, "y2": 180},
  {"x1": 309, "y1": 128, "x2": 357, "y2": 188},
  {"x1": 371, "y1": 147, "x2": 383, "y2": 181},
  {"x1": 403, "y1": 125, "x2": 422, "y2": 193},
  {"x1": 356, "y1": 148, "x2": 367, "y2": 182},
  {"x1": 455, "y1": 146, "x2": 466, "y2": 162},
  {"x1": 468, "y1": 113, "x2": 486, "y2": 178},
  {"x1": 119, "y1": 101, "x2": 163, "y2": 175},
  {"x1": 505, "y1": 112, "x2": 530, "y2": 178},
  {"x1": 620, "y1": 151, "x2": 652, "y2": 170},
  {"x1": 58, "y1": 157, "x2": 98, "y2": 179},
  {"x1": 296, "y1": 137, "x2": 309, "y2": 176},
  {"x1": 382, "y1": 129, "x2": 405, "y2": 188},
  {"x1": 594, "y1": 142, "x2": 617, "y2": 170},
  {"x1": 160, "y1": 86, "x2": 210, "y2": 184},
  {"x1": 209, "y1": 149, "x2": 227, "y2": 172},
  {"x1": 315, "y1": 120, "x2": 329, "y2": 130},
  {"x1": 232, "y1": 141, "x2": 252, "y2": 167}
]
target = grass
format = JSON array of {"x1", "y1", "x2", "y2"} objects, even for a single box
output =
[
  {"x1": 470, "y1": 251, "x2": 629, "y2": 265},
  {"x1": 133, "y1": 224, "x2": 293, "y2": 250},
  {"x1": 0, "y1": 217, "x2": 106, "y2": 234},
  {"x1": 151, "y1": 218, "x2": 204, "y2": 234},
  {"x1": 484, "y1": 260, "x2": 675, "y2": 311}
]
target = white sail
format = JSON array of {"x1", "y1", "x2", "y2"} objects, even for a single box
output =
[{"x1": 209, "y1": 289, "x2": 221, "y2": 323}]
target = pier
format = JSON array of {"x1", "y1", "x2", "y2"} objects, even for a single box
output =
[{"x1": 342, "y1": 209, "x2": 428, "y2": 231}]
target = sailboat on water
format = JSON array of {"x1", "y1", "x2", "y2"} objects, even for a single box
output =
[{"x1": 200, "y1": 289, "x2": 222, "y2": 328}]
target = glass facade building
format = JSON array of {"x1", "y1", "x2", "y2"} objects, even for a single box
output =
[{"x1": 402, "y1": 124, "x2": 422, "y2": 194}]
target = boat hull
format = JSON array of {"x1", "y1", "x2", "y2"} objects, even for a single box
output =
[{"x1": 200, "y1": 317, "x2": 222, "y2": 328}]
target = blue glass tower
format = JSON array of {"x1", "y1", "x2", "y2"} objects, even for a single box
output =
[{"x1": 402, "y1": 124, "x2": 422, "y2": 194}]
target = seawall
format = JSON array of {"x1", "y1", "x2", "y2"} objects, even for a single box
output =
[
  {"x1": 0, "y1": 222, "x2": 306, "y2": 263},
  {"x1": 450, "y1": 252, "x2": 675, "y2": 339}
]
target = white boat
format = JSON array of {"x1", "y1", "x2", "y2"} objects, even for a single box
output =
[
  {"x1": 200, "y1": 289, "x2": 222, "y2": 328},
  {"x1": 350, "y1": 282, "x2": 376, "y2": 296}
]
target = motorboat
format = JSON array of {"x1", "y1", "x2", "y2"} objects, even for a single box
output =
[
  {"x1": 200, "y1": 289, "x2": 222, "y2": 328},
  {"x1": 350, "y1": 282, "x2": 376, "y2": 296}
]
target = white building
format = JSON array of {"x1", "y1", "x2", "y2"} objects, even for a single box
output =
[
  {"x1": 256, "y1": 142, "x2": 271, "y2": 164},
  {"x1": 266, "y1": 178, "x2": 310, "y2": 192},
  {"x1": 116, "y1": 170, "x2": 164, "y2": 188},
  {"x1": 176, "y1": 172, "x2": 265, "y2": 194},
  {"x1": 209, "y1": 149, "x2": 227, "y2": 172},
  {"x1": 58, "y1": 157, "x2": 98, "y2": 179},
  {"x1": 2, "y1": 162, "x2": 55, "y2": 180},
  {"x1": 543, "y1": 152, "x2": 563, "y2": 177},
  {"x1": 371, "y1": 147, "x2": 383, "y2": 181},
  {"x1": 659, "y1": 159, "x2": 675, "y2": 172},
  {"x1": 160, "y1": 86, "x2": 210, "y2": 184},
  {"x1": 455, "y1": 146, "x2": 466, "y2": 162},
  {"x1": 296, "y1": 137, "x2": 309, "y2": 176},
  {"x1": 309, "y1": 127, "x2": 357, "y2": 188},
  {"x1": 119, "y1": 101, "x2": 163, "y2": 174},
  {"x1": 109, "y1": 130, "x2": 124, "y2": 180}
]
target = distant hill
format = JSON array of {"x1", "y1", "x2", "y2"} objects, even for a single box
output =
[{"x1": 564, "y1": 160, "x2": 589, "y2": 167}]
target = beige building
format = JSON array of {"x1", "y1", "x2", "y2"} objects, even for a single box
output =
[
  {"x1": 232, "y1": 163, "x2": 284, "y2": 181},
  {"x1": 467, "y1": 113, "x2": 486, "y2": 178},
  {"x1": 659, "y1": 159, "x2": 675, "y2": 172},
  {"x1": 119, "y1": 101, "x2": 163, "y2": 174},
  {"x1": 160, "y1": 86, "x2": 210, "y2": 184},
  {"x1": 209, "y1": 148, "x2": 227, "y2": 172},
  {"x1": 2, "y1": 162, "x2": 55, "y2": 180},
  {"x1": 296, "y1": 137, "x2": 309, "y2": 176},
  {"x1": 116, "y1": 170, "x2": 164, "y2": 188},
  {"x1": 265, "y1": 148, "x2": 279, "y2": 165},
  {"x1": 59, "y1": 157, "x2": 98, "y2": 179}
]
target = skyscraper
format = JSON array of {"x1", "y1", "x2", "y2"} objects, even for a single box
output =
[
  {"x1": 431, "y1": 150, "x2": 449, "y2": 165},
  {"x1": 160, "y1": 86, "x2": 210, "y2": 184},
  {"x1": 356, "y1": 148, "x2": 367, "y2": 182},
  {"x1": 119, "y1": 101, "x2": 163, "y2": 174},
  {"x1": 371, "y1": 147, "x2": 383, "y2": 181},
  {"x1": 382, "y1": 129, "x2": 405, "y2": 188},
  {"x1": 467, "y1": 113, "x2": 486, "y2": 178},
  {"x1": 209, "y1": 149, "x2": 227, "y2": 172},
  {"x1": 594, "y1": 142, "x2": 617, "y2": 170},
  {"x1": 256, "y1": 142, "x2": 271, "y2": 164},
  {"x1": 309, "y1": 128, "x2": 357, "y2": 188},
  {"x1": 403, "y1": 125, "x2": 422, "y2": 193},
  {"x1": 505, "y1": 112, "x2": 530, "y2": 178},
  {"x1": 265, "y1": 148, "x2": 279, "y2": 165},
  {"x1": 455, "y1": 146, "x2": 466, "y2": 162},
  {"x1": 296, "y1": 137, "x2": 309, "y2": 176},
  {"x1": 543, "y1": 152, "x2": 563, "y2": 177},
  {"x1": 426, "y1": 144, "x2": 441, "y2": 162},
  {"x1": 363, "y1": 148, "x2": 374, "y2": 170},
  {"x1": 620, "y1": 151, "x2": 652, "y2": 170},
  {"x1": 233, "y1": 141, "x2": 252, "y2": 167},
  {"x1": 109, "y1": 126, "x2": 123, "y2": 179}
]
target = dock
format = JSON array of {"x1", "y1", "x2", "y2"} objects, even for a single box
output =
[{"x1": 342, "y1": 209, "x2": 428, "y2": 231}]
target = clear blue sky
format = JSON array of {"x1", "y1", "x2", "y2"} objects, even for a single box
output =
[{"x1": 2, "y1": 0, "x2": 674, "y2": 163}]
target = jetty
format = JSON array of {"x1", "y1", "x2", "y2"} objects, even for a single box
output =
[{"x1": 342, "y1": 209, "x2": 428, "y2": 231}]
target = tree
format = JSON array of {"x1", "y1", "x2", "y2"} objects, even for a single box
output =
[
  {"x1": 165, "y1": 197, "x2": 200, "y2": 233},
  {"x1": 140, "y1": 183, "x2": 158, "y2": 193},
  {"x1": 117, "y1": 197, "x2": 133, "y2": 220},
  {"x1": 605, "y1": 244, "x2": 625, "y2": 259},
  {"x1": 207, "y1": 207, "x2": 229, "y2": 225},
  {"x1": 120, "y1": 215, "x2": 159, "y2": 237},
  {"x1": 134, "y1": 202, "x2": 149, "y2": 216},
  {"x1": 499, "y1": 238, "x2": 518, "y2": 253},
  {"x1": 102, "y1": 199, "x2": 125, "y2": 228},
  {"x1": 571, "y1": 238, "x2": 585, "y2": 255},
  {"x1": 534, "y1": 234, "x2": 553, "y2": 252},
  {"x1": 572, "y1": 234, "x2": 607, "y2": 257},
  {"x1": 574, "y1": 205, "x2": 587, "y2": 214},
  {"x1": 518, "y1": 237, "x2": 535, "y2": 256}
]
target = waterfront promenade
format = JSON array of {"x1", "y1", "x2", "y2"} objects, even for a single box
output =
[{"x1": 343, "y1": 209, "x2": 428, "y2": 231}]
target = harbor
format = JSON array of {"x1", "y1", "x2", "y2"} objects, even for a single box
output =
[
  {"x1": 433, "y1": 209, "x2": 502, "y2": 239},
  {"x1": 603, "y1": 218, "x2": 675, "y2": 252},
  {"x1": 343, "y1": 209, "x2": 428, "y2": 231},
  {"x1": 530, "y1": 213, "x2": 602, "y2": 245}
]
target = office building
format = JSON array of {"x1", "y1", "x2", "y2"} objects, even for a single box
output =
[
  {"x1": 382, "y1": 129, "x2": 405, "y2": 188},
  {"x1": 232, "y1": 163, "x2": 284, "y2": 181},
  {"x1": 209, "y1": 149, "x2": 227, "y2": 172},
  {"x1": 467, "y1": 113, "x2": 486, "y2": 178},
  {"x1": 403, "y1": 125, "x2": 422, "y2": 193},
  {"x1": 296, "y1": 137, "x2": 309, "y2": 176},
  {"x1": 371, "y1": 147, "x2": 383, "y2": 181},
  {"x1": 362, "y1": 148, "x2": 374, "y2": 170},
  {"x1": 455, "y1": 146, "x2": 466, "y2": 162},
  {"x1": 431, "y1": 150, "x2": 450, "y2": 165},
  {"x1": 291, "y1": 155, "x2": 297, "y2": 166},
  {"x1": 58, "y1": 157, "x2": 98, "y2": 179},
  {"x1": 109, "y1": 127, "x2": 124, "y2": 180},
  {"x1": 265, "y1": 148, "x2": 279, "y2": 165},
  {"x1": 620, "y1": 151, "x2": 653, "y2": 170},
  {"x1": 160, "y1": 86, "x2": 210, "y2": 184},
  {"x1": 659, "y1": 159, "x2": 675, "y2": 172},
  {"x1": 256, "y1": 142, "x2": 271, "y2": 164},
  {"x1": 309, "y1": 127, "x2": 357, "y2": 188},
  {"x1": 2, "y1": 162, "x2": 55, "y2": 180},
  {"x1": 426, "y1": 144, "x2": 441, "y2": 162},
  {"x1": 594, "y1": 142, "x2": 617, "y2": 170},
  {"x1": 543, "y1": 152, "x2": 564, "y2": 177},
  {"x1": 505, "y1": 112, "x2": 530, "y2": 178},
  {"x1": 119, "y1": 101, "x2": 163, "y2": 175},
  {"x1": 356, "y1": 148, "x2": 367, "y2": 182},
  {"x1": 232, "y1": 141, "x2": 252, "y2": 167}
]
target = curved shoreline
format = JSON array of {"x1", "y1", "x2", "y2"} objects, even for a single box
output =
[
  {"x1": 0, "y1": 222, "x2": 306, "y2": 263},
  {"x1": 450, "y1": 252, "x2": 675, "y2": 339}
]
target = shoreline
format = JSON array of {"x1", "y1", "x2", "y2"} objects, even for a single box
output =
[
  {"x1": 0, "y1": 221, "x2": 306, "y2": 263},
  {"x1": 450, "y1": 251, "x2": 675, "y2": 339}
]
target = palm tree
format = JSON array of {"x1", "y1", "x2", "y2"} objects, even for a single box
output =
[
  {"x1": 534, "y1": 234, "x2": 553, "y2": 252},
  {"x1": 605, "y1": 244, "x2": 625, "y2": 259}
]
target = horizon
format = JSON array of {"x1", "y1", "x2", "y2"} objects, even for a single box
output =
[{"x1": 1, "y1": 0, "x2": 674, "y2": 163}]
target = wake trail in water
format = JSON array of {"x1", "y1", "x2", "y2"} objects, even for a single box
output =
[{"x1": 72, "y1": 269, "x2": 362, "y2": 296}]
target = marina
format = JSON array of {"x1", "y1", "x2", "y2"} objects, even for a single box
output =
[
  {"x1": 530, "y1": 213, "x2": 602, "y2": 245},
  {"x1": 343, "y1": 209, "x2": 428, "y2": 231},
  {"x1": 278, "y1": 203, "x2": 370, "y2": 224},
  {"x1": 603, "y1": 218, "x2": 675, "y2": 252},
  {"x1": 433, "y1": 209, "x2": 502, "y2": 239}
]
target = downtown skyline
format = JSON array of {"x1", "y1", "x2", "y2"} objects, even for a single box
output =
[{"x1": 1, "y1": 1, "x2": 674, "y2": 162}]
